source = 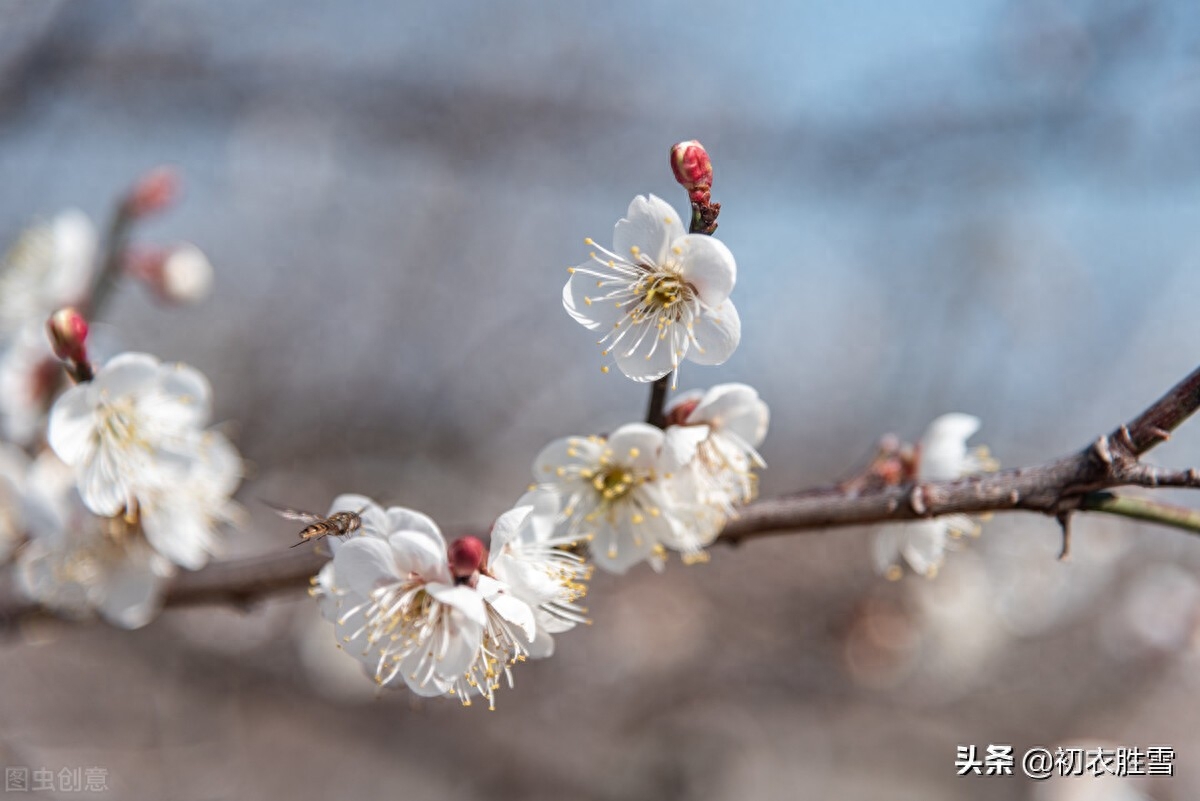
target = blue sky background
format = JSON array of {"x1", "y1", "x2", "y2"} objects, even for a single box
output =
[{"x1": 2, "y1": 2, "x2": 1200, "y2": 798}]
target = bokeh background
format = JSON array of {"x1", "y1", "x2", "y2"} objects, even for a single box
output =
[{"x1": 2, "y1": 0, "x2": 1200, "y2": 798}]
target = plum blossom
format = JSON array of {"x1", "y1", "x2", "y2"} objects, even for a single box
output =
[
  {"x1": 487, "y1": 494, "x2": 591, "y2": 659},
  {"x1": 47, "y1": 352, "x2": 213, "y2": 517},
  {"x1": 15, "y1": 453, "x2": 175, "y2": 628},
  {"x1": 137, "y1": 431, "x2": 243, "y2": 570},
  {"x1": 314, "y1": 496, "x2": 490, "y2": 699},
  {"x1": 664, "y1": 383, "x2": 769, "y2": 519},
  {"x1": 563, "y1": 194, "x2": 739, "y2": 385},
  {"x1": 873, "y1": 414, "x2": 998, "y2": 579},
  {"x1": 531, "y1": 422, "x2": 714, "y2": 573},
  {"x1": 0, "y1": 210, "x2": 97, "y2": 337}
]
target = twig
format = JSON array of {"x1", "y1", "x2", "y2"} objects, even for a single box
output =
[
  {"x1": 1078, "y1": 492, "x2": 1200, "y2": 536},
  {"x1": 1, "y1": 357, "x2": 1196, "y2": 622}
]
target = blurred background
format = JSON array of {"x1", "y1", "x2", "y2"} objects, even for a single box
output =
[{"x1": 2, "y1": 0, "x2": 1200, "y2": 798}]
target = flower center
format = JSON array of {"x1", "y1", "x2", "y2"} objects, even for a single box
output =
[
  {"x1": 632, "y1": 270, "x2": 691, "y2": 322},
  {"x1": 97, "y1": 399, "x2": 140, "y2": 449},
  {"x1": 592, "y1": 467, "x2": 636, "y2": 502}
]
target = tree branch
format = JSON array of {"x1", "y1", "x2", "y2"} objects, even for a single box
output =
[{"x1": 7, "y1": 364, "x2": 1200, "y2": 625}]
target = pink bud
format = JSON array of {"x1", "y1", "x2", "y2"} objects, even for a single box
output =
[
  {"x1": 46, "y1": 307, "x2": 89, "y2": 363},
  {"x1": 670, "y1": 140, "x2": 713, "y2": 202},
  {"x1": 126, "y1": 244, "x2": 213, "y2": 305},
  {"x1": 448, "y1": 536, "x2": 487, "y2": 580},
  {"x1": 125, "y1": 167, "x2": 180, "y2": 218},
  {"x1": 665, "y1": 397, "x2": 701, "y2": 427}
]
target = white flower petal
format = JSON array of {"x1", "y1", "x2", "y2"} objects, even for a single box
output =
[
  {"x1": 687, "y1": 299, "x2": 741, "y2": 366},
  {"x1": 385, "y1": 507, "x2": 444, "y2": 549},
  {"x1": 91, "y1": 353, "x2": 161, "y2": 397},
  {"x1": 387, "y1": 530, "x2": 450, "y2": 584},
  {"x1": 97, "y1": 554, "x2": 172, "y2": 629},
  {"x1": 333, "y1": 537, "x2": 401, "y2": 597},
  {"x1": 489, "y1": 505, "x2": 532, "y2": 550},
  {"x1": 614, "y1": 318, "x2": 683, "y2": 382},
  {"x1": 919, "y1": 413, "x2": 982, "y2": 481},
  {"x1": 46, "y1": 384, "x2": 95, "y2": 466},
  {"x1": 607, "y1": 423, "x2": 665, "y2": 471},
  {"x1": 426, "y1": 582, "x2": 488, "y2": 628},
  {"x1": 613, "y1": 194, "x2": 685, "y2": 265},
  {"x1": 677, "y1": 234, "x2": 736, "y2": 308},
  {"x1": 662, "y1": 424, "x2": 711, "y2": 471},
  {"x1": 562, "y1": 271, "x2": 623, "y2": 330}
]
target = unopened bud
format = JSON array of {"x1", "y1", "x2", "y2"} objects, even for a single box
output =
[
  {"x1": 161, "y1": 244, "x2": 213, "y2": 304},
  {"x1": 670, "y1": 140, "x2": 713, "y2": 202},
  {"x1": 125, "y1": 244, "x2": 213, "y2": 305},
  {"x1": 124, "y1": 166, "x2": 179, "y2": 218},
  {"x1": 448, "y1": 535, "x2": 487, "y2": 580},
  {"x1": 46, "y1": 307, "x2": 89, "y2": 364},
  {"x1": 665, "y1": 397, "x2": 701, "y2": 427}
]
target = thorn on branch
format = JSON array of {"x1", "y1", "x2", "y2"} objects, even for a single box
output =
[
  {"x1": 1116, "y1": 425, "x2": 1137, "y2": 456},
  {"x1": 1092, "y1": 436, "x2": 1113, "y2": 466},
  {"x1": 1056, "y1": 511, "x2": 1072, "y2": 560},
  {"x1": 1147, "y1": 426, "x2": 1172, "y2": 443}
]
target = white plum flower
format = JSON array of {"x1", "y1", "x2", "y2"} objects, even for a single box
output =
[
  {"x1": 0, "y1": 210, "x2": 97, "y2": 337},
  {"x1": 664, "y1": 383, "x2": 769, "y2": 518},
  {"x1": 531, "y1": 422, "x2": 711, "y2": 573},
  {"x1": 137, "y1": 430, "x2": 243, "y2": 570},
  {"x1": 15, "y1": 453, "x2": 175, "y2": 628},
  {"x1": 487, "y1": 494, "x2": 591, "y2": 659},
  {"x1": 563, "y1": 194, "x2": 739, "y2": 385},
  {"x1": 873, "y1": 413, "x2": 997, "y2": 579},
  {"x1": 316, "y1": 497, "x2": 488, "y2": 698},
  {"x1": 47, "y1": 352, "x2": 212, "y2": 517},
  {"x1": 468, "y1": 570, "x2": 537, "y2": 710}
]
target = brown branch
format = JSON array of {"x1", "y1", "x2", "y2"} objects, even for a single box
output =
[{"x1": 6, "y1": 363, "x2": 1200, "y2": 624}]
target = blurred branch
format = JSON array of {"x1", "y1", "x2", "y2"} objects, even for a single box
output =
[{"x1": 6, "y1": 364, "x2": 1200, "y2": 624}]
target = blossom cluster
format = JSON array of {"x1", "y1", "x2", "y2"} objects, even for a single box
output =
[
  {"x1": 306, "y1": 171, "x2": 769, "y2": 705},
  {"x1": 528, "y1": 383, "x2": 768, "y2": 574},
  {"x1": 312, "y1": 494, "x2": 589, "y2": 709},
  {"x1": 0, "y1": 181, "x2": 235, "y2": 628},
  {"x1": 873, "y1": 413, "x2": 997, "y2": 579}
]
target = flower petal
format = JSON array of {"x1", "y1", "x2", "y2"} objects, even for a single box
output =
[
  {"x1": 563, "y1": 271, "x2": 624, "y2": 331},
  {"x1": 613, "y1": 194, "x2": 685, "y2": 266},
  {"x1": 427, "y1": 582, "x2": 488, "y2": 628},
  {"x1": 687, "y1": 299, "x2": 741, "y2": 366},
  {"x1": 385, "y1": 506, "x2": 444, "y2": 549},
  {"x1": 614, "y1": 318, "x2": 684, "y2": 382},
  {"x1": 919, "y1": 413, "x2": 982, "y2": 481},
  {"x1": 693, "y1": 383, "x2": 769, "y2": 448},
  {"x1": 91, "y1": 353, "x2": 161, "y2": 398},
  {"x1": 677, "y1": 234, "x2": 736, "y2": 308},
  {"x1": 97, "y1": 552, "x2": 172, "y2": 629},
  {"x1": 387, "y1": 530, "x2": 450, "y2": 584},
  {"x1": 662, "y1": 424, "x2": 710, "y2": 471},
  {"x1": 607, "y1": 423, "x2": 665, "y2": 471},
  {"x1": 533, "y1": 435, "x2": 604, "y2": 480},
  {"x1": 46, "y1": 384, "x2": 96, "y2": 467},
  {"x1": 489, "y1": 505, "x2": 532, "y2": 550},
  {"x1": 333, "y1": 537, "x2": 401, "y2": 597}
]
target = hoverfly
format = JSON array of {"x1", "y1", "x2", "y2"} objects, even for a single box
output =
[{"x1": 266, "y1": 503, "x2": 365, "y2": 548}]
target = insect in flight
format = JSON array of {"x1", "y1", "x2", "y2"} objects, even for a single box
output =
[{"x1": 266, "y1": 503, "x2": 366, "y2": 548}]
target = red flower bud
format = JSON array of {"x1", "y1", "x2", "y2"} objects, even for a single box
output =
[
  {"x1": 124, "y1": 166, "x2": 180, "y2": 218},
  {"x1": 46, "y1": 307, "x2": 89, "y2": 364},
  {"x1": 448, "y1": 535, "x2": 487, "y2": 580},
  {"x1": 665, "y1": 397, "x2": 701, "y2": 427},
  {"x1": 670, "y1": 140, "x2": 713, "y2": 202}
]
